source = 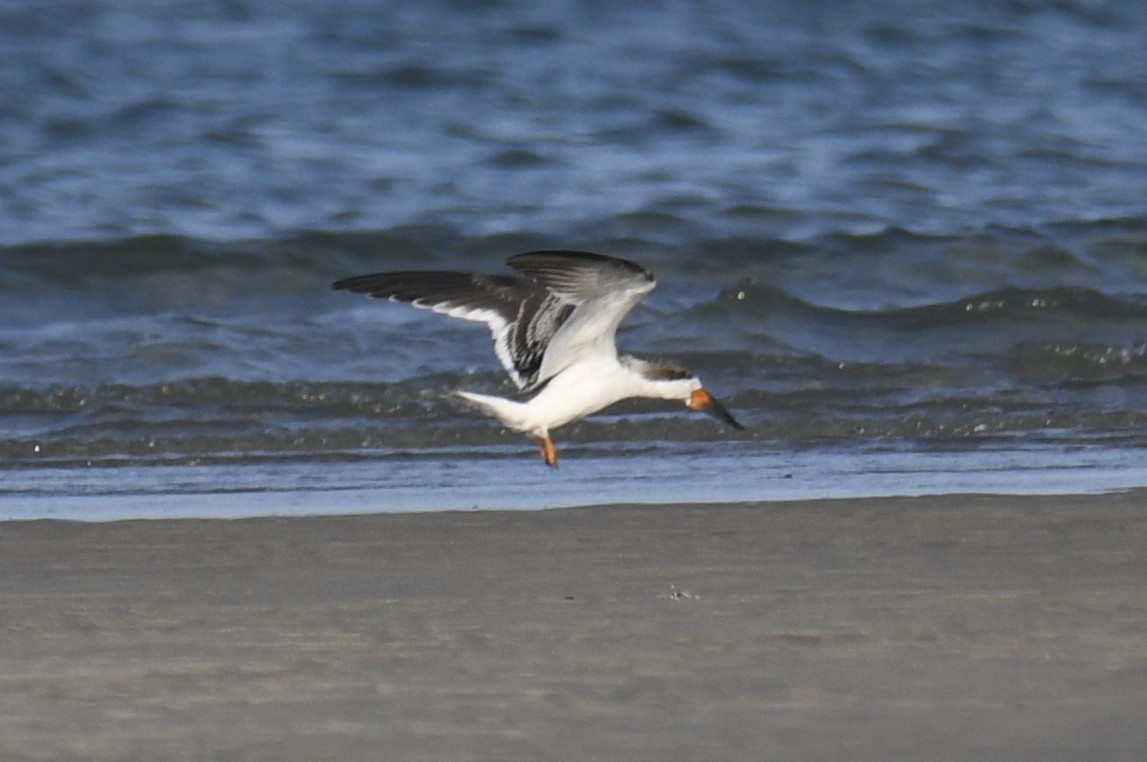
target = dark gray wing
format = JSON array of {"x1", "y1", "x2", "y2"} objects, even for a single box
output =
[
  {"x1": 506, "y1": 251, "x2": 657, "y2": 382},
  {"x1": 332, "y1": 270, "x2": 573, "y2": 391},
  {"x1": 506, "y1": 250, "x2": 654, "y2": 301},
  {"x1": 333, "y1": 251, "x2": 656, "y2": 392}
]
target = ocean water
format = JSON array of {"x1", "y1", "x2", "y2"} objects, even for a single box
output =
[{"x1": 3, "y1": 0, "x2": 1147, "y2": 518}]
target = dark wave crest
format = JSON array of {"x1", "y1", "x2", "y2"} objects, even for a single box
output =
[{"x1": 4, "y1": 219, "x2": 1147, "y2": 472}]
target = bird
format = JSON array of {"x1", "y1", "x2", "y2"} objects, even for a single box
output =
[{"x1": 332, "y1": 250, "x2": 744, "y2": 466}]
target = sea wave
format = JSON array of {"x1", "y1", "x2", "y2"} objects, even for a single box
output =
[{"x1": 4, "y1": 219, "x2": 1147, "y2": 470}]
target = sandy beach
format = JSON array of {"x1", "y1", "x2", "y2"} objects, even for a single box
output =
[{"x1": 2, "y1": 491, "x2": 1146, "y2": 761}]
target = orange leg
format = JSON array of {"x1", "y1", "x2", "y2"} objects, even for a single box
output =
[{"x1": 534, "y1": 434, "x2": 558, "y2": 467}]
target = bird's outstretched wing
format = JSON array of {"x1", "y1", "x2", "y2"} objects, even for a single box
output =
[
  {"x1": 506, "y1": 251, "x2": 656, "y2": 383},
  {"x1": 505, "y1": 250, "x2": 654, "y2": 302},
  {"x1": 332, "y1": 251, "x2": 656, "y2": 392}
]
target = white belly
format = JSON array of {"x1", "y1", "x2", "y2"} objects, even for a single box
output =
[{"x1": 517, "y1": 360, "x2": 634, "y2": 433}]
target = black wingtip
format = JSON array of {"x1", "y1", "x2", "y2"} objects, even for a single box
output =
[{"x1": 331, "y1": 273, "x2": 377, "y2": 292}]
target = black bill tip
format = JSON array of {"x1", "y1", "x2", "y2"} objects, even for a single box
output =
[{"x1": 688, "y1": 388, "x2": 745, "y2": 431}]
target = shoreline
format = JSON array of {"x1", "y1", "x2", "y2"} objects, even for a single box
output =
[
  {"x1": 5, "y1": 482, "x2": 1146, "y2": 524},
  {"x1": 3, "y1": 492, "x2": 1146, "y2": 760},
  {"x1": 7, "y1": 443, "x2": 1147, "y2": 522}
]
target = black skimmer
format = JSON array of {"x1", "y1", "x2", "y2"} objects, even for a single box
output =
[{"x1": 333, "y1": 250, "x2": 744, "y2": 466}]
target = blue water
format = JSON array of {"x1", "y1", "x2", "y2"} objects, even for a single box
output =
[
  {"x1": 3, "y1": 1, "x2": 1147, "y2": 518},
  {"x1": 5, "y1": 444, "x2": 1146, "y2": 522}
]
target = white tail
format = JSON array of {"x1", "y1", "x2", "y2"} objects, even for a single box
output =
[{"x1": 455, "y1": 391, "x2": 531, "y2": 433}]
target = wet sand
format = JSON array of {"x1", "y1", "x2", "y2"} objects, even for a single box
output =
[{"x1": 2, "y1": 491, "x2": 1146, "y2": 761}]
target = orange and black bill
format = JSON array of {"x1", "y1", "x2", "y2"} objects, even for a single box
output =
[{"x1": 688, "y1": 389, "x2": 745, "y2": 430}]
